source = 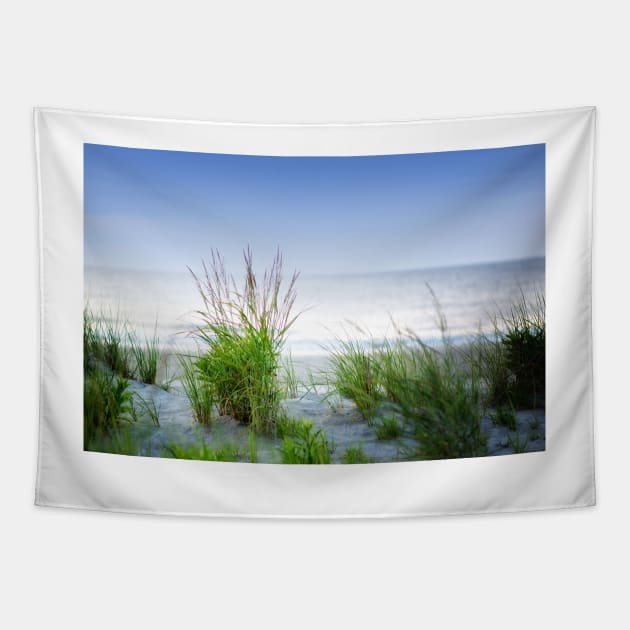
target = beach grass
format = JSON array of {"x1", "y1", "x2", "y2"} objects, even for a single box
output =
[
  {"x1": 83, "y1": 265, "x2": 544, "y2": 463},
  {"x1": 466, "y1": 290, "x2": 545, "y2": 410},
  {"x1": 84, "y1": 308, "x2": 135, "y2": 450},
  {"x1": 374, "y1": 414, "x2": 404, "y2": 440},
  {"x1": 315, "y1": 289, "x2": 544, "y2": 462},
  {"x1": 178, "y1": 354, "x2": 214, "y2": 425},
  {"x1": 275, "y1": 413, "x2": 303, "y2": 439},
  {"x1": 100, "y1": 313, "x2": 134, "y2": 379},
  {"x1": 83, "y1": 309, "x2": 166, "y2": 452},
  {"x1": 506, "y1": 430, "x2": 530, "y2": 454},
  {"x1": 327, "y1": 334, "x2": 381, "y2": 422},
  {"x1": 490, "y1": 403, "x2": 518, "y2": 431},
  {"x1": 327, "y1": 297, "x2": 489, "y2": 460},
  {"x1": 375, "y1": 338, "x2": 420, "y2": 406},
  {"x1": 465, "y1": 326, "x2": 511, "y2": 408},
  {"x1": 500, "y1": 291, "x2": 545, "y2": 409},
  {"x1": 163, "y1": 439, "x2": 243, "y2": 462},
  {"x1": 130, "y1": 392, "x2": 161, "y2": 427},
  {"x1": 390, "y1": 338, "x2": 488, "y2": 460},
  {"x1": 281, "y1": 352, "x2": 300, "y2": 399},
  {"x1": 88, "y1": 424, "x2": 151, "y2": 457},
  {"x1": 278, "y1": 418, "x2": 333, "y2": 464},
  {"x1": 190, "y1": 247, "x2": 300, "y2": 434},
  {"x1": 83, "y1": 307, "x2": 100, "y2": 371},
  {"x1": 341, "y1": 444, "x2": 374, "y2": 464},
  {"x1": 84, "y1": 308, "x2": 166, "y2": 385},
  {"x1": 83, "y1": 368, "x2": 134, "y2": 449},
  {"x1": 128, "y1": 324, "x2": 160, "y2": 385},
  {"x1": 248, "y1": 430, "x2": 259, "y2": 463}
]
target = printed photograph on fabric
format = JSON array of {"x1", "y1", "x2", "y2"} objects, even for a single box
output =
[{"x1": 83, "y1": 143, "x2": 545, "y2": 464}]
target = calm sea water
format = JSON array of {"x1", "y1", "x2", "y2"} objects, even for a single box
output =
[{"x1": 85, "y1": 257, "x2": 544, "y2": 357}]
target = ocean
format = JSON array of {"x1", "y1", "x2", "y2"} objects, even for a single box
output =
[{"x1": 85, "y1": 257, "x2": 544, "y2": 357}]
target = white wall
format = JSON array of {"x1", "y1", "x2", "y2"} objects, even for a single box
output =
[{"x1": 1, "y1": 1, "x2": 627, "y2": 628}]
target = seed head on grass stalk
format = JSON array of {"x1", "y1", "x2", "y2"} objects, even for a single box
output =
[{"x1": 189, "y1": 247, "x2": 301, "y2": 434}]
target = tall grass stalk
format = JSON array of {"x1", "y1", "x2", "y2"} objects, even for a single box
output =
[
  {"x1": 90, "y1": 424, "x2": 148, "y2": 456},
  {"x1": 248, "y1": 431, "x2": 259, "y2": 463},
  {"x1": 129, "y1": 324, "x2": 160, "y2": 384},
  {"x1": 390, "y1": 338, "x2": 488, "y2": 460},
  {"x1": 83, "y1": 307, "x2": 100, "y2": 371},
  {"x1": 163, "y1": 439, "x2": 242, "y2": 462},
  {"x1": 178, "y1": 354, "x2": 214, "y2": 425},
  {"x1": 83, "y1": 369, "x2": 133, "y2": 449},
  {"x1": 327, "y1": 332, "x2": 381, "y2": 422},
  {"x1": 281, "y1": 352, "x2": 300, "y2": 398},
  {"x1": 83, "y1": 308, "x2": 134, "y2": 378},
  {"x1": 465, "y1": 325, "x2": 511, "y2": 408},
  {"x1": 466, "y1": 290, "x2": 545, "y2": 410},
  {"x1": 341, "y1": 444, "x2": 374, "y2": 464},
  {"x1": 507, "y1": 430, "x2": 530, "y2": 454},
  {"x1": 375, "y1": 338, "x2": 421, "y2": 406},
  {"x1": 101, "y1": 313, "x2": 134, "y2": 378},
  {"x1": 374, "y1": 415, "x2": 404, "y2": 440},
  {"x1": 500, "y1": 291, "x2": 545, "y2": 409},
  {"x1": 190, "y1": 247, "x2": 300, "y2": 434},
  {"x1": 130, "y1": 393, "x2": 161, "y2": 427},
  {"x1": 278, "y1": 419, "x2": 332, "y2": 464}
]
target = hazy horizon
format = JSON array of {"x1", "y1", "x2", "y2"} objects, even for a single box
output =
[{"x1": 86, "y1": 253, "x2": 545, "y2": 278}]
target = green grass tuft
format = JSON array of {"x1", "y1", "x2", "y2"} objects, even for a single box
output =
[
  {"x1": 490, "y1": 403, "x2": 518, "y2": 431},
  {"x1": 281, "y1": 352, "x2": 300, "y2": 399},
  {"x1": 500, "y1": 292, "x2": 545, "y2": 409},
  {"x1": 506, "y1": 431, "x2": 530, "y2": 454},
  {"x1": 88, "y1": 424, "x2": 150, "y2": 456},
  {"x1": 248, "y1": 431, "x2": 258, "y2": 463},
  {"x1": 327, "y1": 334, "x2": 381, "y2": 422},
  {"x1": 374, "y1": 415, "x2": 404, "y2": 440},
  {"x1": 163, "y1": 439, "x2": 242, "y2": 462},
  {"x1": 191, "y1": 247, "x2": 300, "y2": 434},
  {"x1": 101, "y1": 313, "x2": 134, "y2": 378},
  {"x1": 467, "y1": 291, "x2": 545, "y2": 410},
  {"x1": 466, "y1": 327, "x2": 511, "y2": 409},
  {"x1": 375, "y1": 338, "x2": 420, "y2": 406},
  {"x1": 374, "y1": 333, "x2": 487, "y2": 460},
  {"x1": 83, "y1": 308, "x2": 134, "y2": 378},
  {"x1": 341, "y1": 444, "x2": 374, "y2": 464},
  {"x1": 83, "y1": 369, "x2": 133, "y2": 449},
  {"x1": 178, "y1": 354, "x2": 214, "y2": 425},
  {"x1": 130, "y1": 393, "x2": 161, "y2": 427},
  {"x1": 275, "y1": 413, "x2": 302, "y2": 439},
  {"x1": 278, "y1": 418, "x2": 333, "y2": 464},
  {"x1": 128, "y1": 325, "x2": 160, "y2": 384}
]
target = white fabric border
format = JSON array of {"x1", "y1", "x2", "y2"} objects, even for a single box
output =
[{"x1": 34, "y1": 107, "x2": 595, "y2": 518}]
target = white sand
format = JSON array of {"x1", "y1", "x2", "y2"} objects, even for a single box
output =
[{"x1": 121, "y1": 365, "x2": 545, "y2": 463}]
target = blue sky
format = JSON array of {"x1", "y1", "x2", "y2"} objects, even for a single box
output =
[{"x1": 84, "y1": 143, "x2": 545, "y2": 275}]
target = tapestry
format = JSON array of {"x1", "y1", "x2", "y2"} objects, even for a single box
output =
[{"x1": 34, "y1": 107, "x2": 595, "y2": 517}]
